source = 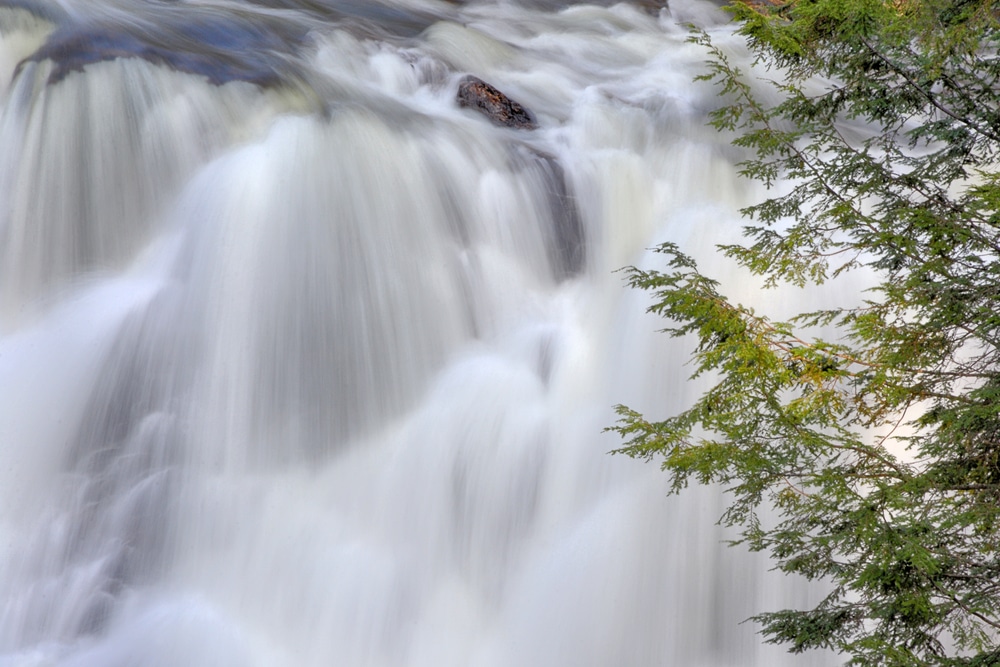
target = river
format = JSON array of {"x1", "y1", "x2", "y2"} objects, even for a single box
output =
[{"x1": 0, "y1": 1, "x2": 834, "y2": 665}]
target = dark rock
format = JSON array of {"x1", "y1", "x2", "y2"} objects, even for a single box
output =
[
  {"x1": 519, "y1": 147, "x2": 585, "y2": 278},
  {"x1": 17, "y1": 12, "x2": 307, "y2": 86},
  {"x1": 457, "y1": 75, "x2": 538, "y2": 130}
]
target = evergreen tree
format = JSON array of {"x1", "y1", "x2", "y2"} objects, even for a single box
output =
[{"x1": 612, "y1": 1, "x2": 1000, "y2": 664}]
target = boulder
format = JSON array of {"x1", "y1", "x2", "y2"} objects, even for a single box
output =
[{"x1": 457, "y1": 75, "x2": 537, "y2": 130}]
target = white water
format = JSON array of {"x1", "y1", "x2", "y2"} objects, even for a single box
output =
[{"x1": 0, "y1": 1, "x2": 836, "y2": 665}]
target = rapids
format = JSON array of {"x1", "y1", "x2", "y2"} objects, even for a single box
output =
[{"x1": 0, "y1": 0, "x2": 836, "y2": 665}]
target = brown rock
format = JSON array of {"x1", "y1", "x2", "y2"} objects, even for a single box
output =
[{"x1": 457, "y1": 76, "x2": 538, "y2": 130}]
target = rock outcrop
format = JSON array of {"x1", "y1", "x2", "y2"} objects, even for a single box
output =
[{"x1": 19, "y1": 13, "x2": 306, "y2": 86}]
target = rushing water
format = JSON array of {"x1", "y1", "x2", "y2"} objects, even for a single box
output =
[{"x1": 0, "y1": 1, "x2": 837, "y2": 665}]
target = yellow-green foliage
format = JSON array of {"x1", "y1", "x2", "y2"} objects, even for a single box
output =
[{"x1": 613, "y1": 2, "x2": 1000, "y2": 664}]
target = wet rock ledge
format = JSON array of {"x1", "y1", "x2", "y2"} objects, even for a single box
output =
[{"x1": 16, "y1": 12, "x2": 307, "y2": 86}]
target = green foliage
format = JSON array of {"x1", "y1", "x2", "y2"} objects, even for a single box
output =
[{"x1": 612, "y1": 1, "x2": 1000, "y2": 664}]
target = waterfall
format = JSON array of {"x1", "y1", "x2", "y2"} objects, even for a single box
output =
[{"x1": 0, "y1": 1, "x2": 837, "y2": 665}]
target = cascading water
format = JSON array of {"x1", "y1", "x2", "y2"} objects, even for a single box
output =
[{"x1": 0, "y1": 0, "x2": 839, "y2": 665}]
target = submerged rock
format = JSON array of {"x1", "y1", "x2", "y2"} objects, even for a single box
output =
[
  {"x1": 18, "y1": 12, "x2": 307, "y2": 86},
  {"x1": 457, "y1": 75, "x2": 537, "y2": 130},
  {"x1": 508, "y1": 146, "x2": 585, "y2": 278},
  {"x1": 533, "y1": 151, "x2": 585, "y2": 277}
]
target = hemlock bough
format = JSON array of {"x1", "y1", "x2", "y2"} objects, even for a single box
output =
[{"x1": 612, "y1": 1, "x2": 1000, "y2": 664}]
